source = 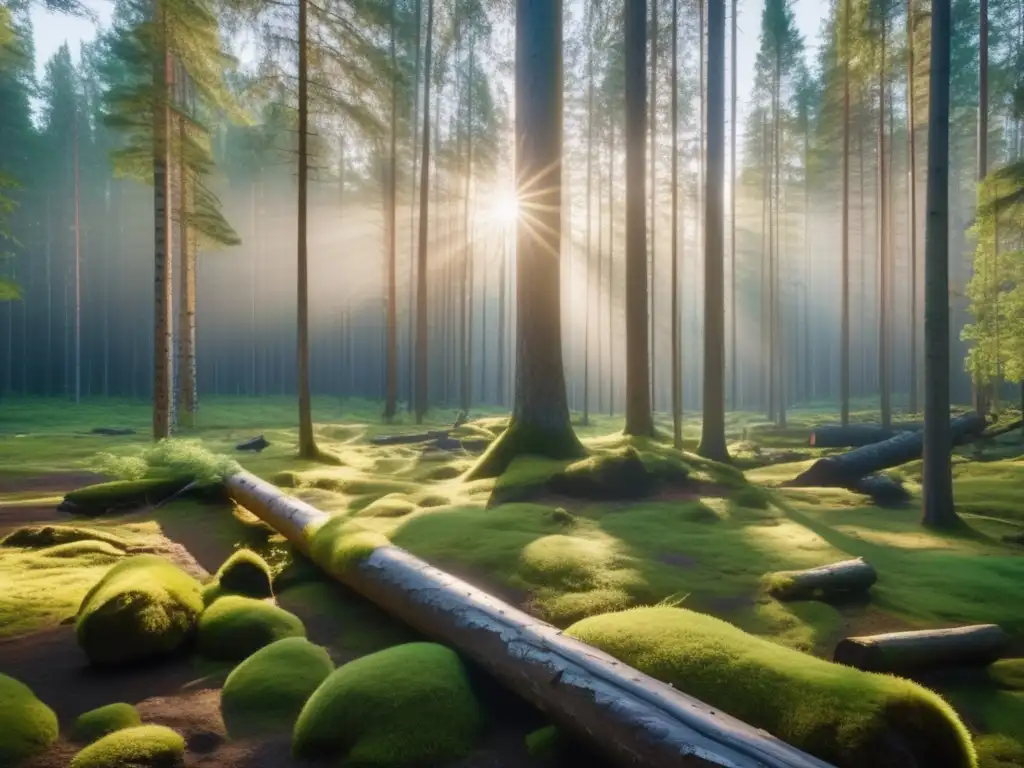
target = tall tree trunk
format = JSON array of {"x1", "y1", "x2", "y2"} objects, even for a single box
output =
[
  {"x1": 671, "y1": 0, "x2": 681, "y2": 448},
  {"x1": 384, "y1": 0, "x2": 399, "y2": 421},
  {"x1": 296, "y1": 0, "x2": 319, "y2": 458},
  {"x1": 45, "y1": 193, "x2": 52, "y2": 396},
  {"x1": 152, "y1": 5, "x2": 173, "y2": 440},
  {"x1": 907, "y1": 0, "x2": 919, "y2": 413},
  {"x1": 497, "y1": 228, "x2": 507, "y2": 406},
  {"x1": 698, "y1": 0, "x2": 727, "y2": 460},
  {"x1": 598, "y1": 168, "x2": 605, "y2": 414},
  {"x1": 407, "y1": 0, "x2": 422, "y2": 410},
  {"x1": 878, "y1": 10, "x2": 891, "y2": 430},
  {"x1": 177, "y1": 115, "x2": 197, "y2": 428},
  {"x1": 624, "y1": 0, "x2": 653, "y2": 437},
  {"x1": 922, "y1": 0, "x2": 955, "y2": 528},
  {"x1": 773, "y1": 55, "x2": 785, "y2": 428},
  {"x1": 649, "y1": 0, "x2": 658, "y2": 409},
  {"x1": 73, "y1": 107, "x2": 81, "y2": 405},
  {"x1": 461, "y1": 35, "x2": 475, "y2": 413},
  {"x1": 583, "y1": 0, "x2": 594, "y2": 427},
  {"x1": 465, "y1": 0, "x2": 583, "y2": 479},
  {"x1": 729, "y1": 0, "x2": 737, "y2": 410},
  {"x1": 608, "y1": 118, "x2": 615, "y2": 417},
  {"x1": 841, "y1": 0, "x2": 852, "y2": 425},
  {"x1": 415, "y1": 0, "x2": 435, "y2": 424},
  {"x1": 973, "y1": 0, "x2": 989, "y2": 414}
]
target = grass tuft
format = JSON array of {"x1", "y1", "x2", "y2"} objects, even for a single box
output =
[
  {"x1": 220, "y1": 637, "x2": 334, "y2": 737},
  {"x1": 69, "y1": 725, "x2": 185, "y2": 768},
  {"x1": 566, "y1": 606, "x2": 976, "y2": 768},
  {"x1": 197, "y1": 595, "x2": 305, "y2": 662},
  {"x1": 292, "y1": 642, "x2": 483, "y2": 765},
  {"x1": 91, "y1": 438, "x2": 239, "y2": 484},
  {"x1": 0, "y1": 673, "x2": 59, "y2": 766},
  {"x1": 70, "y1": 703, "x2": 141, "y2": 744},
  {"x1": 75, "y1": 555, "x2": 203, "y2": 666}
]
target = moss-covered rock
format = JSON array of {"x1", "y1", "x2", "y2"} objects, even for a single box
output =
[
  {"x1": 197, "y1": 595, "x2": 305, "y2": 662},
  {"x1": 215, "y1": 548, "x2": 273, "y2": 598},
  {"x1": 69, "y1": 725, "x2": 185, "y2": 768},
  {"x1": 566, "y1": 606, "x2": 976, "y2": 768},
  {"x1": 220, "y1": 637, "x2": 334, "y2": 737},
  {"x1": 0, "y1": 673, "x2": 59, "y2": 765},
  {"x1": 75, "y1": 555, "x2": 203, "y2": 666},
  {"x1": 292, "y1": 642, "x2": 483, "y2": 765},
  {"x1": 70, "y1": 703, "x2": 141, "y2": 744},
  {"x1": 1, "y1": 525, "x2": 128, "y2": 550}
]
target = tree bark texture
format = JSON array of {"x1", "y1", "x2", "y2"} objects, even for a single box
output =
[{"x1": 834, "y1": 624, "x2": 1008, "y2": 674}]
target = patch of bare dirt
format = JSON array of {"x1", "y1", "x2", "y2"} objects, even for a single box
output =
[{"x1": 0, "y1": 472, "x2": 106, "y2": 495}]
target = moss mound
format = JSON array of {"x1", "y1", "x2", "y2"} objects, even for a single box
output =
[
  {"x1": 61, "y1": 477, "x2": 195, "y2": 516},
  {"x1": 75, "y1": 555, "x2": 203, "y2": 666},
  {"x1": 39, "y1": 540, "x2": 125, "y2": 562},
  {"x1": 566, "y1": 607, "x2": 976, "y2": 768},
  {"x1": 1, "y1": 525, "x2": 128, "y2": 550},
  {"x1": 0, "y1": 673, "x2": 59, "y2": 765},
  {"x1": 215, "y1": 549, "x2": 273, "y2": 598},
  {"x1": 292, "y1": 642, "x2": 483, "y2": 765},
  {"x1": 220, "y1": 637, "x2": 334, "y2": 737},
  {"x1": 547, "y1": 447, "x2": 654, "y2": 499},
  {"x1": 309, "y1": 518, "x2": 389, "y2": 577},
  {"x1": 197, "y1": 595, "x2": 305, "y2": 661},
  {"x1": 70, "y1": 703, "x2": 141, "y2": 744},
  {"x1": 69, "y1": 725, "x2": 185, "y2": 768}
]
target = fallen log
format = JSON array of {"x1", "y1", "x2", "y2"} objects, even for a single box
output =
[
  {"x1": 224, "y1": 470, "x2": 833, "y2": 768},
  {"x1": 764, "y1": 558, "x2": 877, "y2": 602},
  {"x1": 849, "y1": 474, "x2": 910, "y2": 506},
  {"x1": 809, "y1": 425, "x2": 899, "y2": 448},
  {"x1": 790, "y1": 412, "x2": 987, "y2": 488},
  {"x1": 371, "y1": 430, "x2": 449, "y2": 446},
  {"x1": 833, "y1": 624, "x2": 1009, "y2": 675},
  {"x1": 235, "y1": 434, "x2": 270, "y2": 452}
]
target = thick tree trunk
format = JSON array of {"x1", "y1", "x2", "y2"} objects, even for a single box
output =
[
  {"x1": 414, "y1": 0, "x2": 435, "y2": 424},
  {"x1": 765, "y1": 558, "x2": 877, "y2": 602},
  {"x1": 793, "y1": 412, "x2": 985, "y2": 488},
  {"x1": 224, "y1": 469, "x2": 834, "y2": 768},
  {"x1": 177, "y1": 117, "x2": 197, "y2": 429},
  {"x1": 465, "y1": 0, "x2": 583, "y2": 479},
  {"x1": 624, "y1": 0, "x2": 653, "y2": 437},
  {"x1": 834, "y1": 625, "x2": 1008, "y2": 674},
  {"x1": 922, "y1": 0, "x2": 955, "y2": 528},
  {"x1": 698, "y1": 0, "x2": 727, "y2": 461},
  {"x1": 729, "y1": 0, "x2": 737, "y2": 410},
  {"x1": 649, "y1": 0, "x2": 658, "y2": 410},
  {"x1": 296, "y1": 0, "x2": 318, "y2": 459},
  {"x1": 152, "y1": 14, "x2": 173, "y2": 441},
  {"x1": 972, "y1": 0, "x2": 990, "y2": 415}
]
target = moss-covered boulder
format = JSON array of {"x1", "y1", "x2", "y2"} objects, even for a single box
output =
[
  {"x1": 75, "y1": 555, "x2": 203, "y2": 666},
  {"x1": 69, "y1": 725, "x2": 185, "y2": 768},
  {"x1": 292, "y1": 642, "x2": 483, "y2": 765},
  {"x1": 566, "y1": 606, "x2": 976, "y2": 768},
  {"x1": 214, "y1": 548, "x2": 273, "y2": 598},
  {"x1": 1, "y1": 524, "x2": 128, "y2": 550},
  {"x1": 0, "y1": 673, "x2": 59, "y2": 765},
  {"x1": 197, "y1": 595, "x2": 305, "y2": 662},
  {"x1": 70, "y1": 703, "x2": 141, "y2": 744},
  {"x1": 220, "y1": 637, "x2": 334, "y2": 737}
]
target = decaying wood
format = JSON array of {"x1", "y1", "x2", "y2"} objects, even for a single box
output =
[
  {"x1": 766, "y1": 558, "x2": 877, "y2": 602},
  {"x1": 833, "y1": 624, "x2": 1009, "y2": 674},
  {"x1": 371, "y1": 430, "x2": 450, "y2": 446},
  {"x1": 224, "y1": 470, "x2": 834, "y2": 768},
  {"x1": 791, "y1": 412, "x2": 986, "y2": 488},
  {"x1": 809, "y1": 425, "x2": 901, "y2": 448},
  {"x1": 849, "y1": 474, "x2": 910, "y2": 506}
]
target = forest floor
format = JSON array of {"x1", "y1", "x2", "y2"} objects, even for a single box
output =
[{"x1": 1, "y1": 396, "x2": 1023, "y2": 767}]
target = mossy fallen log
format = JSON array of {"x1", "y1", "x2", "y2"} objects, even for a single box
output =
[
  {"x1": 791, "y1": 412, "x2": 987, "y2": 488},
  {"x1": 764, "y1": 558, "x2": 878, "y2": 602},
  {"x1": 808, "y1": 425, "x2": 902, "y2": 448},
  {"x1": 849, "y1": 474, "x2": 910, "y2": 506},
  {"x1": 224, "y1": 469, "x2": 833, "y2": 768},
  {"x1": 833, "y1": 624, "x2": 1009, "y2": 675},
  {"x1": 58, "y1": 476, "x2": 210, "y2": 516}
]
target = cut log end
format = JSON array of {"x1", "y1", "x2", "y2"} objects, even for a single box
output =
[
  {"x1": 833, "y1": 624, "x2": 1009, "y2": 674},
  {"x1": 765, "y1": 558, "x2": 877, "y2": 602}
]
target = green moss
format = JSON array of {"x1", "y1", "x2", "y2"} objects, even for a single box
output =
[
  {"x1": 75, "y1": 555, "x2": 203, "y2": 666},
  {"x1": 197, "y1": 595, "x2": 305, "y2": 661},
  {"x1": 524, "y1": 725, "x2": 561, "y2": 759},
  {"x1": 214, "y1": 548, "x2": 273, "y2": 598},
  {"x1": 1, "y1": 525, "x2": 128, "y2": 550},
  {"x1": 37, "y1": 541, "x2": 125, "y2": 562},
  {"x1": 69, "y1": 725, "x2": 185, "y2": 768},
  {"x1": 976, "y1": 735, "x2": 1024, "y2": 768},
  {"x1": 566, "y1": 606, "x2": 976, "y2": 768},
  {"x1": 62, "y1": 477, "x2": 194, "y2": 515},
  {"x1": 292, "y1": 642, "x2": 483, "y2": 765},
  {"x1": 309, "y1": 517, "x2": 389, "y2": 577},
  {"x1": 220, "y1": 637, "x2": 334, "y2": 737},
  {"x1": 90, "y1": 437, "x2": 240, "y2": 484},
  {"x1": 0, "y1": 673, "x2": 59, "y2": 765},
  {"x1": 70, "y1": 703, "x2": 141, "y2": 744},
  {"x1": 465, "y1": 418, "x2": 586, "y2": 480}
]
